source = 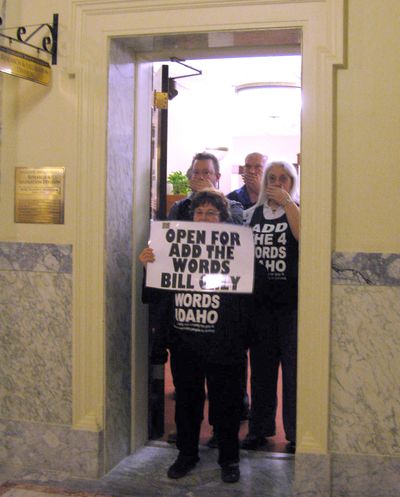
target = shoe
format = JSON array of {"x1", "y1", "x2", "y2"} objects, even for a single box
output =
[
  {"x1": 286, "y1": 441, "x2": 296, "y2": 453},
  {"x1": 221, "y1": 463, "x2": 240, "y2": 483},
  {"x1": 167, "y1": 454, "x2": 199, "y2": 479},
  {"x1": 240, "y1": 434, "x2": 267, "y2": 450},
  {"x1": 167, "y1": 432, "x2": 177, "y2": 444},
  {"x1": 206, "y1": 432, "x2": 218, "y2": 448}
]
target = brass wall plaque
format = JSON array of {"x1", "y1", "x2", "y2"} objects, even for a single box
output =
[
  {"x1": 15, "y1": 167, "x2": 65, "y2": 224},
  {"x1": 0, "y1": 46, "x2": 51, "y2": 86}
]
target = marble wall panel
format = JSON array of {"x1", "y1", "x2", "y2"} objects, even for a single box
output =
[
  {"x1": 0, "y1": 419, "x2": 103, "y2": 479},
  {"x1": 104, "y1": 40, "x2": 134, "y2": 472},
  {"x1": 0, "y1": 242, "x2": 106, "y2": 478},
  {"x1": 0, "y1": 243, "x2": 72, "y2": 425},
  {"x1": 330, "y1": 252, "x2": 400, "y2": 457}
]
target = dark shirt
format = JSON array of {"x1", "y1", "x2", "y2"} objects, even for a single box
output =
[
  {"x1": 142, "y1": 285, "x2": 254, "y2": 365},
  {"x1": 248, "y1": 205, "x2": 298, "y2": 309},
  {"x1": 227, "y1": 185, "x2": 255, "y2": 210}
]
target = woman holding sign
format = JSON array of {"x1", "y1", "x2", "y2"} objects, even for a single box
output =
[
  {"x1": 140, "y1": 189, "x2": 253, "y2": 484},
  {"x1": 242, "y1": 161, "x2": 299, "y2": 452}
]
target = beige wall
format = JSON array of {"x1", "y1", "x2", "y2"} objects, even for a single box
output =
[
  {"x1": 335, "y1": 0, "x2": 400, "y2": 252},
  {"x1": 1, "y1": 0, "x2": 399, "y2": 476},
  {"x1": 2, "y1": 0, "x2": 399, "y2": 249},
  {"x1": 1, "y1": 0, "x2": 75, "y2": 244}
]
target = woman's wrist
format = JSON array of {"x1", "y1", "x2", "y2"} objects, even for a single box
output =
[{"x1": 282, "y1": 196, "x2": 293, "y2": 207}]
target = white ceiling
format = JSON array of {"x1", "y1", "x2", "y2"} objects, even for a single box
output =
[
  {"x1": 157, "y1": 55, "x2": 302, "y2": 136},
  {"x1": 168, "y1": 55, "x2": 301, "y2": 89}
]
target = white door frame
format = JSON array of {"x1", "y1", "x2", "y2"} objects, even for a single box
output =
[{"x1": 70, "y1": 0, "x2": 344, "y2": 455}]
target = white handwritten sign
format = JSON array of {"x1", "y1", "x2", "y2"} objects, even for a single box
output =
[{"x1": 146, "y1": 220, "x2": 254, "y2": 293}]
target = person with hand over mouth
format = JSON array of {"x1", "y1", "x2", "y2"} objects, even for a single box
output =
[{"x1": 242, "y1": 161, "x2": 299, "y2": 453}]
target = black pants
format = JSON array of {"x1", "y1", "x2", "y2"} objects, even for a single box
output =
[
  {"x1": 171, "y1": 348, "x2": 244, "y2": 466},
  {"x1": 208, "y1": 353, "x2": 249, "y2": 426},
  {"x1": 249, "y1": 307, "x2": 297, "y2": 443}
]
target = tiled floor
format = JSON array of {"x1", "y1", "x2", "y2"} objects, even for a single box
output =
[
  {"x1": 1, "y1": 443, "x2": 294, "y2": 497},
  {"x1": 2, "y1": 443, "x2": 399, "y2": 497}
]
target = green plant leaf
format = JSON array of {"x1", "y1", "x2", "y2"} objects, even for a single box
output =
[{"x1": 167, "y1": 171, "x2": 190, "y2": 194}]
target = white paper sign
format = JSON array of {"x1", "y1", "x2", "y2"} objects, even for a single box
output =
[{"x1": 146, "y1": 220, "x2": 254, "y2": 293}]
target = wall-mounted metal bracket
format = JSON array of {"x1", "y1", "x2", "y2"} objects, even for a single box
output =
[
  {"x1": 169, "y1": 57, "x2": 202, "y2": 81},
  {"x1": 0, "y1": 13, "x2": 58, "y2": 65},
  {"x1": 168, "y1": 57, "x2": 202, "y2": 100}
]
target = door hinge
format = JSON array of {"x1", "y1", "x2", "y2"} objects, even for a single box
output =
[{"x1": 153, "y1": 90, "x2": 168, "y2": 109}]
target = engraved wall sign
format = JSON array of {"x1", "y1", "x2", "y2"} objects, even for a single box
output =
[
  {"x1": 0, "y1": 46, "x2": 51, "y2": 86},
  {"x1": 15, "y1": 167, "x2": 65, "y2": 224}
]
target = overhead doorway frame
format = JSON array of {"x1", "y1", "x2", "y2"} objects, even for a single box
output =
[{"x1": 70, "y1": 0, "x2": 344, "y2": 459}]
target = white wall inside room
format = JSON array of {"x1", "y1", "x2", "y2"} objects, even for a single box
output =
[{"x1": 156, "y1": 55, "x2": 301, "y2": 194}]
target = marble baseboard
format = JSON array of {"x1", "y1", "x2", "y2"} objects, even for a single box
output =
[
  {"x1": 2, "y1": 448, "x2": 399, "y2": 497},
  {"x1": 0, "y1": 419, "x2": 104, "y2": 479},
  {"x1": 330, "y1": 453, "x2": 400, "y2": 497},
  {"x1": 293, "y1": 454, "x2": 330, "y2": 496},
  {"x1": 294, "y1": 453, "x2": 400, "y2": 497}
]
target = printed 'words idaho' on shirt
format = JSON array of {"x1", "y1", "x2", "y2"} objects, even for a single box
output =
[
  {"x1": 168, "y1": 290, "x2": 250, "y2": 365},
  {"x1": 174, "y1": 292, "x2": 220, "y2": 333}
]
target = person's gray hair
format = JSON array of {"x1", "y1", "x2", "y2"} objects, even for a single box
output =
[{"x1": 256, "y1": 160, "x2": 299, "y2": 206}]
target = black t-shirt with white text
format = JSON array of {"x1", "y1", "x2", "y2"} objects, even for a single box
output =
[
  {"x1": 170, "y1": 290, "x2": 251, "y2": 364},
  {"x1": 249, "y1": 205, "x2": 298, "y2": 309}
]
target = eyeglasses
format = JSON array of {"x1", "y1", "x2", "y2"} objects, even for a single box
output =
[{"x1": 193, "y1": 209, "x2": 220, "y2": 218}]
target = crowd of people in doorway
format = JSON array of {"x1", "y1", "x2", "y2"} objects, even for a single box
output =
[{"x1": 139, "y1": 151, "x2": 300, "y2": 483}]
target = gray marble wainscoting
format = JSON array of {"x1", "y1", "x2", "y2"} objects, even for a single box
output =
[
  {"x1": 0, "y1": 243, "x2": 102, "y2": 477},
  {"x1": 330, "y1": 252, "x2": 400, "y2": 455}
]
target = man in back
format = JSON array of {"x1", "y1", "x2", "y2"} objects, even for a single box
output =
[
  {"x1": 168, "y1": 152, "x2": 243, "y2": 224},
  {"x1": 227, "y1": 152, "x2": 267, "y2": 210},
  {"x1": 225, "y1": 152, "x2": 267, "y2": 424}
]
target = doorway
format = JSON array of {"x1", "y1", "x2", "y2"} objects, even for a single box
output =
[
  {"x1": 73, "y1": 1, "x2": 341, "y2": 468},
  {"x1": 136, "y1": 36, "x2": 302, "y2": 454}
]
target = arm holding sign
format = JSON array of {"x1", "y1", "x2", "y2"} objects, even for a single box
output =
[
  {"x1": 139, "y1": 246, "x2": 161, "y2": 304},
  {"x1": 139, "y1": 246, "x2": 155, "y2": 267},
  {"x1": 139, "y1": 246, "x2": 170, "y2": 365}
]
